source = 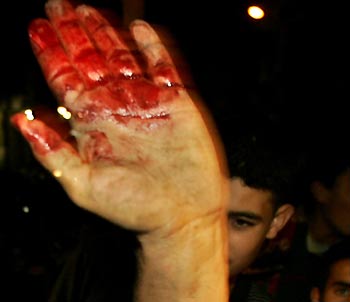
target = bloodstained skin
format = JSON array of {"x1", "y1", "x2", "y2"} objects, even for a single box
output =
[
  {"x1": 27, "y1": 4, "x2": 180, "y2": 122},
  {"x1": 12, "y1": 0, "x2": 185, "y2": 159}
]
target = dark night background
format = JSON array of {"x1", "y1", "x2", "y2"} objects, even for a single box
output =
[{"x1": 0, "y1": 0, "x2": 348, "y2": 300}]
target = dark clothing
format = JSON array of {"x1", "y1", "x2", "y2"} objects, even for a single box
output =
[
  {"x1": 273, "y1": 223, "x2": 321, "y2": 302},
  {"x1": 49, "y1": 217, "x2": 138, "y2": 302}
]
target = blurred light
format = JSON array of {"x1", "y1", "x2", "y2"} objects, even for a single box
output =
[
  {"x1": 53, "y1": 169, "x2": 62, "y2": 178},
  {"x1": 24, "y1": 109, "x2": 34, "y2": 121},
  {"x1": 247, "y1": 5, "x2": 265, "y2": 20},
  {"x1": 57, "y1": 106, "x2": 72, "y2": 120},
  {"x1": 22, "y1": 206, "x2": 30, "y2": 213}
]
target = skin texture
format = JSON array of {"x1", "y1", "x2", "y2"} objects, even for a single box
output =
[
  {"x1": 11, "y1": 0, "x2": 229, "y2": 301},
  {"x1": 311, "y1": 259, "x2": 350, "y2": 302},
  {"x1": 227, "y1": 178, "x2": 294, "y2": 279}
]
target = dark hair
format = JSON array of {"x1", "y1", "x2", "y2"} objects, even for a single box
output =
[
  {"x1": 302, "y1": 133, "x2": 350, "y2": 216},
  {"x1": 306, "y1": 136, "x2": 350, "y2": 189},
  {"x1": 220, "y1": 120, "x2": 308, "y2": 209},
  {"x1": 313, "y1": 239, "x2": 350, "y2": 292}
]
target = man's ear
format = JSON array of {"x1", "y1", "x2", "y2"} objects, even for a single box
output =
[
  {"x1": 310, "y1": 287, "x2": 320, "y2": 302},
  {"x1": 310, "y1": 181, "x2": 331, "y2": 204},
  {"x1": 266, "y1": 204, "x2": 295, "y2": 239}
]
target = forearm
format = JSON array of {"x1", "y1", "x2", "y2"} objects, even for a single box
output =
[{"x1": 135, "y1": 212, "x2": 229, "y2": 302}]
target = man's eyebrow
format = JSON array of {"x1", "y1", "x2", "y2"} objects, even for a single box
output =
[
  {"x1": 331, "y1": 281, "x2": 350, "y2": 288},
  {"x1": 227, "y1": 211, "x2": 262, "y2": 221}
]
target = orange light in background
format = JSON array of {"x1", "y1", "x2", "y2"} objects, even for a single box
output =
[{"x1": 247, "y1": 5, "x2": 265, "y2": 20}]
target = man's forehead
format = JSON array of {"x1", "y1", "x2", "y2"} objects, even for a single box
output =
[
  {"x1": 229, "y1": 178, "x2": 274, "y2": 202},
  {"x1": 228, "y1": 178, "x2": 275, "y2": 213}
]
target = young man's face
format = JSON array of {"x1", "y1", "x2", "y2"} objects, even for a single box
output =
[
  {"x1": 318, "y1": 168, "x2": 350, "y2": 237},
  {"x1": 311, "y1": 258, "x2": 350, "y2": 302},
  {"x1": 227, "y1": 178, "x2": 294, "y2": 279}
]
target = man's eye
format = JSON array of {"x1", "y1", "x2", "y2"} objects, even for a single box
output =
[
  {"x1": 229, "y1": 217, "x2": 255, "y2": 229},
  {"x1": 335, "y1": 286, "x2": 350, "y2": 297}
]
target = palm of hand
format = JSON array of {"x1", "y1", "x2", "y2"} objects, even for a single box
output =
[{"x1": 11, "y1": 0, "x2": 226, "y2": 235}]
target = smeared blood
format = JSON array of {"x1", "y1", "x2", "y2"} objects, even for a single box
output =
[
  {"x1": 108, "y1": 49, "x2": 140, "y2": 77},
  {"x1": 76, "y1": 5, "x2": 142, "y2": 79},
  {"x1": 70, "y1": 78, "x2": 162, "y2": 120},
  {"x1": 29, "y1": 19, "x2": 59, "y2": 55},
  {"x1": 27, "y1": 1, "x2": 180, "y2": 130},
  {"x1": 117, "y1": 78, "x2": 161, "y2": 108},
  {"x1": 29, "y1": 19, "x2": 82, "y2": 98},
  {"x1": 11, "y1": 112, "x2": 74, "y2": 156},
  {"x1": 151, "y1": 62, "x2": 184, "y2": 87},
  {"x1": 82, "y1": 131, "x2": 114, "y2": 162}
]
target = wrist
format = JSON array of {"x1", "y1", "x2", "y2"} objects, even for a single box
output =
[{"x1": 135, "y1": 211, "x2": 229, "y2": 302}]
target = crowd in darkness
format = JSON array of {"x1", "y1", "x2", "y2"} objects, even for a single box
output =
[{"x1": 0, "y1": 0, "x2": 349, "y2": 301}]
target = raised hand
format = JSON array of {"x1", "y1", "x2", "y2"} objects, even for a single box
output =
[{"x1": 11, "y1": 0, "x2": 229, "y2": 300}]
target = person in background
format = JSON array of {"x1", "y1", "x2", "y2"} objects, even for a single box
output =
[
  {"x1": 310, "y1": 238, "x2": 350, "y2": 302},
  {"x1": 220, "y1": 119, "x2": 307, "y2": 287},
  {"x1": 229, "y1": 130, "x2": 350, "y2": 302},
  {"x1": 272, "y1": 133, "x2": 350, "y2": 302}
]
